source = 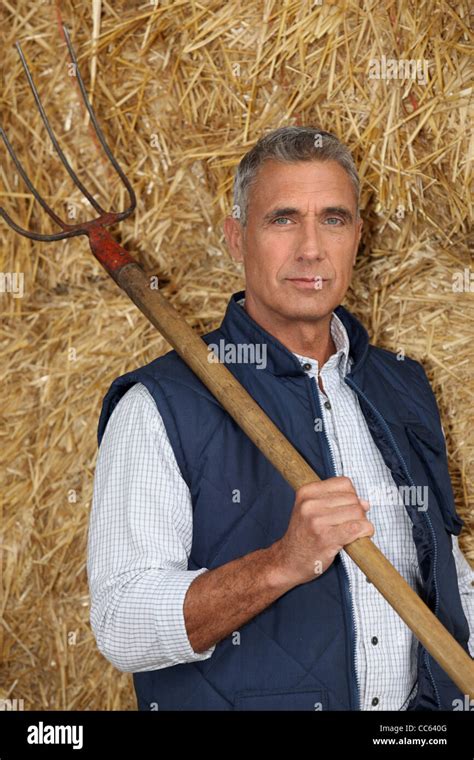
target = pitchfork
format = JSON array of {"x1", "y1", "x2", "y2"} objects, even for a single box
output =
[{"x1": 1, "y1": 24, "x2": 473, "y2": 700}]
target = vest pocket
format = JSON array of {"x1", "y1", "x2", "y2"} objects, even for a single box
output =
[{"x1": 233, "y1": 687, "x2": 328, "y2": 711}]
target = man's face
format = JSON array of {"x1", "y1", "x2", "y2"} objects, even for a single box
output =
[{"x1": 224, "y1": 159, "x2": 362, "y2": 324}]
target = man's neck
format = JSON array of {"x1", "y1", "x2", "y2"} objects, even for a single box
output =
[{"x1": 241, "y1": 296, "x2": 337, "y2": 368}]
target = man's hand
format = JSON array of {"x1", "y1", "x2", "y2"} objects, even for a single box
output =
[{"x1": 271, "y1": 476, "x2": 375, "y2": 586}]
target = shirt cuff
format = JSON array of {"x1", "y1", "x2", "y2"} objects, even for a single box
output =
[{"x1": 154, "y1": 567, "x2": 216, "y2": 666}]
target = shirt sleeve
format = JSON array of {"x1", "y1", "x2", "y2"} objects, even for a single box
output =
[
  {"x1": 87, "y1": 381, "x2": 216, "y2": 672},
  {"x1": 451, "y1": 534, "x2": 474, "y2": 657}
]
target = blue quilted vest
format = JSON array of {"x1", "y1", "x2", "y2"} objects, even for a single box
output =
[{"x1": 97, "y1": 290, "x2": 471, "y2": 711}]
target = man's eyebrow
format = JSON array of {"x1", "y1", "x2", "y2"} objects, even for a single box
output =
[
  {"x1": 262, "y1": 206, "x2": 299, "y2": 222},
  {"x1": 262, "y1": 205, "x2": 354, "y2": 223}
]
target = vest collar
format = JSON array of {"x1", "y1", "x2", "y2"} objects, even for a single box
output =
[{"x1": 219, "y1": 290, "x2": 370, "y2": 379}]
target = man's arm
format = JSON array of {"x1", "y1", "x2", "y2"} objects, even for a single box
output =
[
  {"x1": 410, "y1": 360, "x2": 473, "y2": 654},
  {"x1": 183, "y1": 542, "x2": 294, "y2": 653},
  {"x1": 452, "y1": 535, "x2": 474, "y2": 656},
  {"x1": 87, "y1": 382, "x2": 216, "y2": 672}
]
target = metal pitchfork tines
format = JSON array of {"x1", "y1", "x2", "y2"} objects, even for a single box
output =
[
  {"x1": 2, "y1": 25, "x2": 474, "y2": 702},
  {"x1": 0, "y1": 23, "x2": 136, "y2": 279}
]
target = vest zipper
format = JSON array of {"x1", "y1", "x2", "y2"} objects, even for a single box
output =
[
  {"x1": 344, "y1": 375, "x2": 441, "y2": 710},
  {"x1": 307, "y1": 375, "x2": 361, "y2": 711}
]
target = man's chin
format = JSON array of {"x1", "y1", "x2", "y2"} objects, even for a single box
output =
[
  {"x1": 271, "y1": 294, "x2": 337, "y2": 322},
  {"x1": 244, "y1": 286, "x2": 341, "y2": 322}
]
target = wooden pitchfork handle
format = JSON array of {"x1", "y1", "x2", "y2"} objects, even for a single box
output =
[{"x1": 90, "y1": 230, "x2": 474, "y2": 701}]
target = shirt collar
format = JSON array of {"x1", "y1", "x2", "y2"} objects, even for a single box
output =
[{"x1": 236, "y1": 297, "x2": 351, "y2": 378}]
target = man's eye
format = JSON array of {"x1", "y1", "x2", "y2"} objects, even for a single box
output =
[{"x1": 272, "y1": 216, "x2": 344, "y2": 226}]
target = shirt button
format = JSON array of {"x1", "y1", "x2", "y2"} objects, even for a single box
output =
[
  {"x1": 302, "y1": 362, "x2": 312, "y2": 371},
  {"x1": 324, "y1": 400, "x2": 331, "y2": 409},
  {"x1": 371, "y1": 636, "x2": 378, "y2": 645},
  {"x1": 372, "y1": 697, "x2": 379, "y2": 706}
]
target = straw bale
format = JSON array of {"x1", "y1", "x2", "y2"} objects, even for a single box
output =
[{"x1": 0, "y1": 0, "x2": 472, "y2": 710}]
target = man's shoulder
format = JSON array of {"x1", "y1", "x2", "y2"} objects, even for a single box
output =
[
  {"x1": 128, "y1": 324, "x2": 223, "y2": 381},
  {"x1": 115, "y1": 380, "x2": 157, "y2": 410},
  {"x1": 367, "y1": 343, "x2": 427, "y2": 382},
  {"x1": 101, "y1": 331, "x2": 224, "y2": 430},
  {"x1": 368, "y1": 342, "x2": 418, "y2": 365},
  {"x1": 366, "y1": 344, "x2": 442, "y2": 429}
]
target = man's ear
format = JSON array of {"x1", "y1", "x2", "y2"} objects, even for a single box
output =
[{"x1": 223, "y1": 216, "x2": 245, "y2": 264}]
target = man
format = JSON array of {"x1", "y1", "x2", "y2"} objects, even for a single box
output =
[{"x1": 87, "y1": 126, "x2": 473, "y2": 711}]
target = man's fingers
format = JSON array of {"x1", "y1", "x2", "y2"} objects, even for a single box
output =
[
  {"x1": 311, "y1": 504, "x2": 370, "y2": 529},
  {"x1": 298, "y1": 476, "x2": 356, "y2": 498},
  {"x1": 343, "y1": 519, "x2": 375, "y2": 542},
  {"x1": 301, "y1": 495, "x2": 371, "y2": 517}
]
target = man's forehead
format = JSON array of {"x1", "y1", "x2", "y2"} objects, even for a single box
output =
[
  {"x1": 248, "y1": 163, "x2": 355, "y2": 216},
  {"x1": 251, "y1": 161, "x2": 353, "y2": 198}
]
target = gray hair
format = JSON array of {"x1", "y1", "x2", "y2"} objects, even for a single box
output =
[{"x1": 232, "y1": 126, "x2": 360, "y2": 226}]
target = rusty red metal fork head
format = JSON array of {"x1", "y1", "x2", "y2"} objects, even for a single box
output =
[{"x1": 0, "y1": 23, "x2": 137, "y2": 278}]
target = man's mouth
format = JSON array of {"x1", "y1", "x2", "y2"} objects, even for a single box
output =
[{"x1": 285, "y1": 276, "x2": 330, "y2": 289}]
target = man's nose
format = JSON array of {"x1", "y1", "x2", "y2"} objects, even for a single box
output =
[{"x1": 295, "y1": 220, "x2": 326, "y2": 261}]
